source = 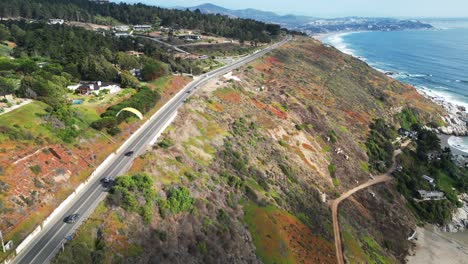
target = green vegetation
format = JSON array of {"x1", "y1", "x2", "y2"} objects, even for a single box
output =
[
  {"x1": 91, "y1": 87, "x2": 160, "y2": 134},
  {"x1": 51, "y1": 205, "x2": 108, "y2": 264},
  {"x1": 28, "y1": 165, "x2": 41, "y2": 175},
  {"x1": 0, "y1": 0, "x2": 291, "y2": 43},
  {"x1": 108, "y1": 174, "x2": 156, "y2": 224},
  {"x1": 395, "y1": 108, "x2": 419, "y2": 130},
  {"x1": 393, "y1": 126, "x2": 468, "y2": 224},
  {"x1": 157, "y1": 138, "x2": 173, "y2": 149},
  {"x1": 365, "y1": 119, "x2": 396, "y2": 173},
  {"x1": 328, "y1": 163, "x2": 337, "y2": 176},
  {"x1": 362, "y1": 236, "x2": 391, "y2": 264},
  {"x1": 158, "y1": 186, "x2": 194, "y2": 216}
]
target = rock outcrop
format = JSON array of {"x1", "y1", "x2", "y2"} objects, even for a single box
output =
[{"x1": 442, "y1": 194, "x2": 468, "y2": 232}]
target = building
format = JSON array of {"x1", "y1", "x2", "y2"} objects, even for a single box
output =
[
  {"x1": 398, "y1": 128, "x2": 418, "y2": 139},
  {"x1": 179, "y1": 35, "x2": 202, "y2": 41},
  {"x1": 68, "y1": 81, "x2": 121, "y2": 95},
  {"x1": 114, "y1": 32, "x2": 131, "y2": 38},
  {"x1": 89, "y1": 0, "x2": 110, "y2": 4},
  {"x1": 113, "y1": 25, "x2": 130, "y2": 32},
  {"x1": 422, "y1": 175, "x2": 435, "y2": 186},
  {"x1": 417, "y1": 190, "x2": 445, "y2": 201},
  {"x1": 130, "y1": 69, "x2": 142, "y2": 79},
  {"x1": 133, "y1": 25, "x2": 152, "y2": 31},
  {"x1": 126, "y1": 51, "x2": 144, "y2": 57},
  {"x1": 48, "y1": 19, "x2": 64, "y2": 25}
]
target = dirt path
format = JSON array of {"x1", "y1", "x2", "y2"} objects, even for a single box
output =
[{"x1": 331, "y1": 141, "x2": 409, "y2": 264}]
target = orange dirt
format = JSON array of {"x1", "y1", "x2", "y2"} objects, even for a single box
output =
[
  {"x1": 266, "y1": 105, "x2": 287, "y2": 119},
  {"x1": 250, "y1": 98, "x2": 266, "y2": 110}
]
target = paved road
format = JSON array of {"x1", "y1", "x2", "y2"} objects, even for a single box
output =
[
  {"x1": 330, "y1": 141, "x2": 409, "y2": 264},
  {"x1": 12, "y1": 36, "x2": 291, "y2": 264},
  {"x1": 137, "y1": 35, "x2": 191, "y2": 54}
]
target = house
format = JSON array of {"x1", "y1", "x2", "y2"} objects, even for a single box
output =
[
  {"x1": 422, "y1": 175, "x2": 435, "y2": 184},
  {"x1": 113, "y1": 25, "x2": 130, "y2": 32},
  {"x1": 179, "y1": 35, "x2": 202, "y2": 41},
  {"x1": 48, "y1": 19, "x2": 64, "y2": 25},
  {"x1": 417, "y1": 190, "x2": 445, "y2": 201},
  {"x1": 398, "y1": 128, "x2": 418, "y2": 139},
  {"x1": 130, "y1": 69, "x2": 142, "y2": 79},
  {"x1": 423, "y1": 175, "x2": 436, "y2": 187},
  {"x1": 126, "y1": 51, "x2": 144, "y2": 57},
  {"x1": 133, "y1": 25, "x2": 152, "y2": 31},
  {"x1": 89, "y1": 0, "x2": 110, "y2": 4},
  {"x1": 68, "y1": 81, "x2": 121, "y2": 95},
  {"x1": 114, "y1": 32, "x2": 131, "y2": 38}
]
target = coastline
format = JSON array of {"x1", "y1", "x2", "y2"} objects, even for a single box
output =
[
  {"x1": 321, "y1": 28, "x2": 468, "y2": 262},
  {"x1": 318, "y1": 30, "x2": 468, "y2": 137}
]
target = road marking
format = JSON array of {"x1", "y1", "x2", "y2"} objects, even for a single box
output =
[{"x1": 13, "y1": 36, "x2": 291, "y2": 264}]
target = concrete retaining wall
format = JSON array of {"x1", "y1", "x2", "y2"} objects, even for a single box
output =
[
  {"x1": 7, "y1": 80, "x2": 192, "y2": 263},
  {"x1": 149, "y1": 112, "x2": 178, "y2": 146}
]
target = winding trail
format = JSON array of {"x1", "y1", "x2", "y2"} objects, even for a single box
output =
[{"x1": 331, "y1": 141, "x2": 409, "y2": 264}]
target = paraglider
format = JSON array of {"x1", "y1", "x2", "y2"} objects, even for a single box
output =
[{"x1": 116, "y1": 107, "x2": 143, "y2": 120}]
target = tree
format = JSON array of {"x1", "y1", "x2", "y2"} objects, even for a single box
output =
[
  {"x1": 0, "y1": 77, "x2": 16, "y2": 97},
  {"x1": 0, "y1": 24, "x2": 10, "y2": 41},
  {"x1": 80, "y1": 55, "x2": 118, "y2": 81},
  {"x1": 141, "y1": 60, "x2": 168, "y2": 81},
  {"x1": 120, "y1": 71, "x2": 140, "y2": 88},
  {"x1": 115, "y1": 52, "x2": 140, "y2": 70}
]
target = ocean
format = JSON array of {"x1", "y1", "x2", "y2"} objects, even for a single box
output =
[{"x1": 322, "y1": 19, "x2": 468, "y2": 153}]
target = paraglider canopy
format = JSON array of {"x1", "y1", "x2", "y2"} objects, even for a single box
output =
[{"x1": 116, "y1": 107, "x2": 143, "y2": 120}]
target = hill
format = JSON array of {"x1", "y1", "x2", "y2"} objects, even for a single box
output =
[
  {"x1": 185, "y1": 3, "x2": 433, "y2": 33},
  {"x1": 52, "y1": 36, "x2": 450, "y2": 263}
]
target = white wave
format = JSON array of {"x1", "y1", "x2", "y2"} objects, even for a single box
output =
[
  {"x1": 448, "y1": 136, "x2": 468, "y2": 153},
  {"x1": 416, "y1": 85, "x2": 468, "y2": 110},
  {"x1": 324, "y1": 32, "x2": 358, "y2": 56}
]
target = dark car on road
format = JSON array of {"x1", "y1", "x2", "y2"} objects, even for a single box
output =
[
  {"x1": 101, "y1": 176, "x2": 113, "y2": 187},
  {"x1": 64, "y1": 214, "x2": 80, "y2": 224},
  {"x1": 124, "y1": 151, "x2": 134, "y2": 156}
]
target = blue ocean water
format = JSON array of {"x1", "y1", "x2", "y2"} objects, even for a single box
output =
[
  {"x1": 323, "y1": 19, "x2": 468, "y2": 152},
  {"x1": 323, "y1": 20, "x2": 468, "y2": 109}
]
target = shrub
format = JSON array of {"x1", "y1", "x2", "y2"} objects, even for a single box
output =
[
  {"x1": 328, "y1": 164, "x2": 337, "y2": 176},
  {"x1": 160, "y1": 186, "x2": 194, "y2": 215},
  {"x1": 29, "y1": 165, "x2": 42, "y2": 175},
  {"x1": 157, "y1": 138, "x2": 173, "y2": 149}
]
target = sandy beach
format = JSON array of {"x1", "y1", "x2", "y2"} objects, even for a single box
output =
[{"x1": 407, "y1": 226, "x2": 468, "y2": 264}]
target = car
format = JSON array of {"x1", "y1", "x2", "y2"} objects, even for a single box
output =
[
  {"x1": 65, "y1": 214, "x2": 80, "y2": 224},
  {"x1": 102, "y1": 176, "x2": 112, "y2": 183},
  {"x1": 124, "y1": 151, "x2": 134, "y2": 157},
  {"x1": 186, "y1": 90, "x2": 191, "y2": 94}
]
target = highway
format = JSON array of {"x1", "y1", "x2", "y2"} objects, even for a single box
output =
[{"x1": 12, "y1": 35, "x2": 291, "y2": 264}]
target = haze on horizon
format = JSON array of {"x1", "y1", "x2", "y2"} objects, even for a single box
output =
[{"x1": 117, "y1": 0, "x2": 468, "y2": 18}]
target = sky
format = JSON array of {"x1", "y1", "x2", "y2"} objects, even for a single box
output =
[{"x1": 119, "y1": 0, "x2": 468, "y2": 18}]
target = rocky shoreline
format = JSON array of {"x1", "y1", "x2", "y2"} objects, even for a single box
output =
[
  {"x1": 417, "y1": 89, "x2": 468, "y2": 136},
  {"x1": 442, "y1": 194, "x2": 468, "y2": 233}
]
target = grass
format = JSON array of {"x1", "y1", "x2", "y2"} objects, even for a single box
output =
[
  {"x1": 0, "y1": 101, "x2": 53, "y2": 141},
  {"x1": 362, "y1": 236, "x2": 391, "y2": 264},
  {"x1": 244, "y1": 202, "x2": 335, "y2": 264},
  {"x1": 342, "y1": 230, "x2": 368, "y2": 264},
  {"x1": 0, "y1": 44, "x2": 12, "y2": 57},
  {"x1": 359, "y1": 161, "x2": 370, "y2": 173},
  {"x1": 244, "y1": 203, "x2": 295, "y2": 264}
]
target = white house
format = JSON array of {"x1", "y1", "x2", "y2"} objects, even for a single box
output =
[
  {"x1": 113, "y1": 25, "x2": 130, "y2": 32},
  {"x1": 133, "y1": 25, "x2": 152, "y2": 31},
  {"x1": 67, "y1": 81, "x2": 121, "y2": 95},
  {"x1": 48, "y1": 19, "x2": 64, "y2": 25},
  {"x1": 417, "y1": 190, "x2": 445, "y2": 201}
]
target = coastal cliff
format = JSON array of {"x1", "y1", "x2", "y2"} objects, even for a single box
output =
[{"x1": 51, "y1": 36, "x2": 450, "y2": 263}]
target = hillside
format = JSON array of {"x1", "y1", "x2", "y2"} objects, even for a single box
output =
[
  {"x1": 185, "y1": 3, "x2": 433, "y2": 33},
  {"x1": 52, "y1": 36, "x2": 446, "y2": 263}
]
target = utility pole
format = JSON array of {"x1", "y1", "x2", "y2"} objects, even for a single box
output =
[{"x1": 0, "y1": 230, "x2": 5, "y2": 253}]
